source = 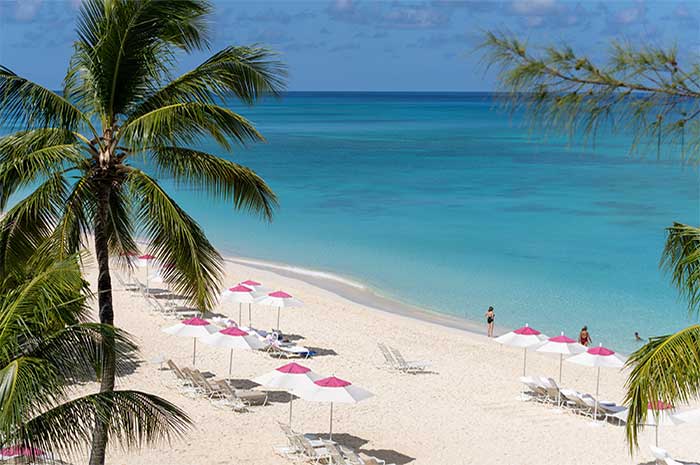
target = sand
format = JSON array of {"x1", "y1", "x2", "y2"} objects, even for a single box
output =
[{"x1": 76, "y1": 257, "x2": 699, "y2": 465}]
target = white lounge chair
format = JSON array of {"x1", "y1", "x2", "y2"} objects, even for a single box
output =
[
  {"x1": 389, "y1": 346, "x2": 430, "y2": 373},
  {"x1": 377, "y1": 342, "x2": 398, "y2": 370},
  {"x1": 651, "y1": 446, "x2": 700, "y2": 465}
]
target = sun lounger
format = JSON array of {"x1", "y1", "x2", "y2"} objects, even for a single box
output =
[
  {"x1": 298, "y1": 436, "x2": 332, "y2": 464},
  {"x1": 388, "y1": 346, "x2": 430, "y2": 373},
  {"x1": 518, "y1": 376, "x2": 548, "y2": 402},
  {"x1": 651, "y1": 447, "x2": 700, "y2": 465},
  {"x1": 266, "y1": 341, "x2": 313, "y2": 359},
  {"x1": 214, "y1": 379, "x2": 268, "y2": 406},
  {"x1": 377, "y1": 342, "x2": 398, "y2": 370},
  {"x1": 165, "y1": 360, "x2": 199, "y2": 395}
]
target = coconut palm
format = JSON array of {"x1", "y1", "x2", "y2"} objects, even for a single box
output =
[
  {"x1": 0, "y1": 244, "x2": 190, "y2": 463},
  {"x1": 624, "y1": 224, "x2": 700, "y2": 447},
  {"x1": 0, "y1": 1, "x2": 285, "y2": 463},
  {"x1": 481, "y1": 31, "x2": 700, "y2": 451}
]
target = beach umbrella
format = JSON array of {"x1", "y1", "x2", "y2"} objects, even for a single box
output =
[
  {"x1": 252, "y1": 362, "x2": 322, "y2": 427},
  {"x1": 256, "y1": 290, "x2": 303, "y2": 331},
  {"x1": 0, "y1": 446, "x2": 47, "y2": 460},
  {"x1": 162, "y1": 317, "x2": 217, "y2": 366},
  {"x1": 299, "y1": 376, "x2": 373, "y2": 440},
  {"x1": 136, "y1": 254, "x2": 156, "y2": 294},
  {"x1": 613, "y1": 401, "x2": 684, "y2": 446},
  {"x1": 567, "y1": 344, "x2": 626, "y2": 423},
  {"x1": 199, "y1": 326, "x2": 264, "y2": 377},
  {"x1": 221, "y1": 285, "x2": 257, "y2": 326},
  {"x1": 536, "y1": 332, "x2": 586, "y2": 383},
  {"x1": 494, "y1": 324, "x2": 548, "y2": 376},
  {"x1": 239, "y1": 280, "x2": 263, "y2": 324}
]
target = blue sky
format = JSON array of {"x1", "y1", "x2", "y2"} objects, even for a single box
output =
[{"x1": 0, "y1": 0, "x2": 698, "y2": 91}]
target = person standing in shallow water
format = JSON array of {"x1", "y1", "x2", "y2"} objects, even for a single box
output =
[
  {"x1": 485, "y1": 306, "x2": 495, "y2": 337},
  {"x1": 579, "y1": 326, "x2": 591, "y2": 347}
]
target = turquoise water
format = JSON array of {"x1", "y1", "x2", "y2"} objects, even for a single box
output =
[
  {"x1": 158, "y1": 92, "x2": 698, "y2": 352},
  {"x1": 9, "y1": 92, "x2": 700, "y2": 351}
]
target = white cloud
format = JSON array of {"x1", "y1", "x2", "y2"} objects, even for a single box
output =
[{"x1": 14, "y1": 0, "x2": 42, "y2": 21}]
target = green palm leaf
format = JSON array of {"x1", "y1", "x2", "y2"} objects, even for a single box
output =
[
  {"x1": 8, "y1": 390, "x2": 190, "y2": 462},
  {"x1": 662, "y1": 223, "x2": 700, "y2": 316},
  {"x1": 121, "y1": 102, "x2": 263, "y2": 151},
  {"x1": 623, "y1": 325, "x2": 700, "y2": 449},
  {"x1": 152, "y1": 146, "x2": 277, "y2": 219},
  {"x1": 127, "y1": 169, "x2": 221, "y2": 310}
]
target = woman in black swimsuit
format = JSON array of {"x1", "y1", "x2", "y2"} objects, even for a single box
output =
[{"x1": 485, "y1": 306, "x2": 495, "y2": 337}]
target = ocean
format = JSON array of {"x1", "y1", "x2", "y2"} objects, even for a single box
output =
[
  {"x1": 10, "y1": 92, "x2": 700, "y2": 352},
  {"x1": 155, "y1": 92, "x2": 697, "y2": 352}
]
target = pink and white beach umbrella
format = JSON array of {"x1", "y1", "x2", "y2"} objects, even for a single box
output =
[
  {"x1": 613, "y1": 401, "x2": 684, "y2": 446},
  {"x1": 567, "y1": 344, "x2": 627, "y2": 422},
  {"x1": 199, "y1": 326, "x2": 264, "y2": 377},
  {"x1": 136, "y1": 254, "x2": 157, "y2": 293},
  {"x1": 299, "y1": 376, "x2": 373, "y2": 440},
  {"x1": 162, "y1": 317, "x2": 217, "y2": 366},
  {"x1": 494, "y1": 324, "x2": 548, "y2": 376},
  {"x1": 221, "y1": 285, "x2": 258, "y2": 326},
  {"x1": 536, "y1": 332, "x2": 586, "y2": 383},
  {"x1": 0, "y1": 446, "x2": 47, "y2": 460},
  {"x1": 252, "y1": 362, "x2": 322, "y2": 427},
  {"x1": 256, "y1": 290, "x2": 303, "y2": 331}
]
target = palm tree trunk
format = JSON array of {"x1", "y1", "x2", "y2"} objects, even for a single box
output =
[{"x1": 89, "y1": 182, "x2": 115, "y2": 465}]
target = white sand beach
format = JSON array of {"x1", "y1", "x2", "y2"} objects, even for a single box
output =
[{"x1": 79, "y1": 257, "x2": 700, "y2": 465}]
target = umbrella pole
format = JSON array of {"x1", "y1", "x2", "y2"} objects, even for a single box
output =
[
  {"x1": 289, "y1": 393, "x2": 293, "y2": 427},
  {"x1": 228, "y1": 349, "x2": 233, "y2": 377},
  {"x1": 523, "y1": 348, "x2": 527, "y2": 376},
  {"x1": 238, "y1": 303, "x2": 242, "y2": 326},
  {"x1": 558, "y1": 354, "x2": 563, "y2": 407},
  {"x1": 277, "y1": 307, "x2": 281, "y2": 331},
  {"x1": 248, "y1": 303, "x2": 252, "y2": 326},
  {"x1": 655, "y1": 424, "x2": 659, "y2": 447},
  {"x1": 193, "y1": 338, "x2": 197, "y2": 366},
  {"x1": 329, "y1": 402, "x2": 334, "y2": 440},
  {"x1": 594, "y1": 366, "x2": 600, "y2": 422},
  {"x1": 145, "y1": 262, "x2": 149, "y2": 296}
]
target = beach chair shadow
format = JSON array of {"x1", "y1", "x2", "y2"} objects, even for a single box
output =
[
  {"x1": 359, "y1": 448, "x2": 416, "y2": 465},
  {"x1": 280, "y1": 332, "x2": 305, "y2": 342},
  {"x1": 265, "y1": 390, "x2": 298, "y2": 404},
  {"x1": 304, "y1": 346, "x2": 338, "y2": 357},
  {"x1": 225, "y1": 378, "x2": 260, "y2": 390},
  {"x1": 310, "y1": 433, "x2": 368, "y2": 450}
]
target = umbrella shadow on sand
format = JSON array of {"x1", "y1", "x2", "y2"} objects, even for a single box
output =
[
  {"x1": 225, "y1": 378, "x2": 260, "y2": 390},
  {"x1": 308, "y1": 433, "x2": 415, "y2": 465}
]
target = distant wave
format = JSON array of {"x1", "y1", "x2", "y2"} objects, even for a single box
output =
[{"x1": 224, "y1": 256, "x2": 368, "y2": 291}]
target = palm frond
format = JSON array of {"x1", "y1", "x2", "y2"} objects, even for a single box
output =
[
  {"x1": 623, "y1": 325, "x2": 700, "y2": 449},
  {"x1": 0, "y1": 129, "x2": 83, "y2": 210},
  {"x1": 661, "y1": 223, "x2": 700, "y2": 316},
  {"x1": 0, "y1": 174, "x2": 68, "y2": 275},
  {"x1": 131, "y1": 45, "x2": 286, "y2": 117},
  {"x1": 120, "y1": 102, "x2": 263, "y2": 151},
  {"x1": 7, "y1": 390, "x2": 190, "y2": 461},
  {"x1": 51, "y1": 176, "x2": 95, "y2": 258},
  {"x1": 70, "y1": 0, "x2": 212, "y2": 117},
  {"x1": 0, "y1": 66, "x2": 90, "y2": 132},
  {"x1": 126, "y1": 168, "x2": 222, "y2": 310},
  {"x1": 152, "y1": 146, "x2": 276, "y2": 219}
]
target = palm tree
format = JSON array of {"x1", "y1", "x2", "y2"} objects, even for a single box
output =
[
  {"x1": 0, "y1": 1, "x2": 285, "y2": 463},
  {"x1": 0, "y1": 244, "x2": 190, "y2": 462},
  {"x1": 624, "y1": 224, "x2": 700, "y2": 447},
  {"x1": 480, "y1": 32, "x2": 700, "y2": 450}
]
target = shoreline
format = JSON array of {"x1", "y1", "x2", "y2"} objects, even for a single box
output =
[{"x1": 224, "y1": 255, "x2": 490, "y2": 338}]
